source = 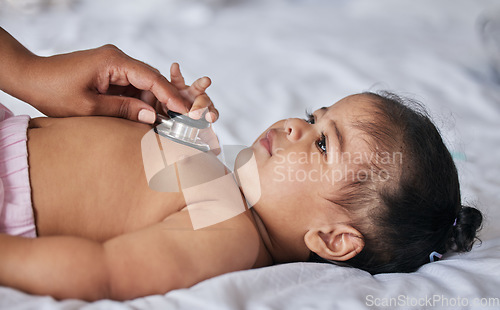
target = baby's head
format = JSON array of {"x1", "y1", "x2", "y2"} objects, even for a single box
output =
[{"x1": 241, "y1": 91, "x2": 482, "y2": 274}]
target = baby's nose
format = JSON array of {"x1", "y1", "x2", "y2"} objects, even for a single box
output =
[{"x1": 285, "y1": 118, "x2": 307, "y2": 141}]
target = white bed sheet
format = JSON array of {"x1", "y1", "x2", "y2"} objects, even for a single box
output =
[
  {"x1": 1, "y1": 238, "x2": 499, "y2": 309},
  {"x1": 0, "y1": 0, "x2": 499, "y2": 309}
]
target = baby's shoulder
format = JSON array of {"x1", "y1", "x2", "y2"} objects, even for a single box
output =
[{"x1": 161, "y1": 208, "x2": 261, "y2": 272}]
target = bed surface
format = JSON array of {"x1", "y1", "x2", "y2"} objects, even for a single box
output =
[{"x1": 1, "y1": 0, "x2": 499, "y2": 309}]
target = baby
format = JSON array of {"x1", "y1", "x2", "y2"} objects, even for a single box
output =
[{"x1": 0, "y1": 68, "x2": 483, "y2": 301}]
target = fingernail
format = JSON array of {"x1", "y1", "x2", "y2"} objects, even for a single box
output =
[{"x1": 138, "y1": 109, "x2": 156, "y2": 124}]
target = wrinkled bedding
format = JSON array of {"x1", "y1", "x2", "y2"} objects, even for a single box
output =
[{"x1": 0, "y1": 0, "x2": 499, "y2": 309}]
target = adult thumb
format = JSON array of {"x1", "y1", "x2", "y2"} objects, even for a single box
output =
[{"x1": 96, "y1": 95, "x2": 157, "y2": 124}]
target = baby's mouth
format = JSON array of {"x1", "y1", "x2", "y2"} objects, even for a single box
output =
[{"x1": 259, "y1": 130, "x2": 273, "y2": 155}]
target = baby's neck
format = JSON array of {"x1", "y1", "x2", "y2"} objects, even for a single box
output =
[{"x1": 248, "y1": 208, "x2": 274, "y2": 267}]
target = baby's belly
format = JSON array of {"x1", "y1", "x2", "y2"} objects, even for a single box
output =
[{"x1": 27, "y1": 116, "x2": 187, "y2": 241}]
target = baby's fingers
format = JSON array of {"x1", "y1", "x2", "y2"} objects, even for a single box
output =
[
  {"x1": 188, "y1": 93, "x2": 218, "y2": 122},
  {"x1": 185, "y1": 76, "x2": 211, "y2": 101},
  {"x1": 206, "y1": 105, "x2": 219, "y2": 123},
  {"x1": 170, "y1": 63, "x2": 186, "y2": 90}
]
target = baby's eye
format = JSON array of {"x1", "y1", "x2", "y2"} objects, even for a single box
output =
[
  {"x1": 304, "y1": 111, "x2": 315, "y2": 124},
  {"x1": 305, "y1": 111, "x2": 327, "y2": 155},
  {"x1": 316, "y1": 133, "x2": 327, "y2": 154}
]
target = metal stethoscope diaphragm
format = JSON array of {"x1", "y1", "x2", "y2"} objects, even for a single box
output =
[{"x1": 154, "y1": 111, "x2": 210, "y2": 152}]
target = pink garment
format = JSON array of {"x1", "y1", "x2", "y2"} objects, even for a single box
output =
[{"x1": 0, "y1": 103, "x2": 36, "y2": 238}]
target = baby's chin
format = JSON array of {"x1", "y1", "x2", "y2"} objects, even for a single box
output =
[{"x1": 233, "y1": 147, "x2": 262, "y2": 206}]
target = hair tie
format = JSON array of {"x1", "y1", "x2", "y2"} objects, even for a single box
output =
[
  {"x1": 453, "y1": 218, "x2": 457, "y2": 227},
  {"x1": 429, "y1": 251, "x2": 442, "y2": 263}
]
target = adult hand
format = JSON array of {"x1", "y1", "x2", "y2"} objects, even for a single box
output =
[
  {"x1": 24, "y1": 44, "x2": 194, "y2": 124},
  {"x1": 0, "y1": 27, "x2": 218, "y2": 124}
]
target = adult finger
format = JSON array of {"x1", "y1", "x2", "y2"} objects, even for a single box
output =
[
  {"x1": 95, "y1": 94, "x2": 157, "y2": 124},
  {"x1": 106, "y1": 84, "x2": 142, "y2": 98},
  {"x1": 106, "y1": 58, "x2": 190, "y2": 114},
  {"x1": 140, "y1": 90, "x2": 157, "y2": 106}
]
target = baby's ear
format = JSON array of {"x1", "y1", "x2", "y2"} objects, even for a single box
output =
[{"x1": 304, "y1": 225, "x2": 364, "y2": 262}]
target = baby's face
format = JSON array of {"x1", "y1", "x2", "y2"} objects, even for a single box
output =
[{"x1": 238, "y1": 94, "x2": 377, "y2": 262}]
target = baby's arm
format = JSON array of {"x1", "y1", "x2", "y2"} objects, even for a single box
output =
[
  {"x1": 0, "y1": 210, "x2": 259, "y2": 301},
  {"x1": 0, "y1": 234, "x2": 109, "y2": 300},
  {"x1": 0, "y1": 27, "x2": 37, "y2": 97}
]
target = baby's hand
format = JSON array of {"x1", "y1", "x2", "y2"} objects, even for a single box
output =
[
  {"x1": 166, "y1": 63, "x2": 218, "y2": 123},
  {"x1": 159, "y1": 63, "x2": 220, "y2": 153}
]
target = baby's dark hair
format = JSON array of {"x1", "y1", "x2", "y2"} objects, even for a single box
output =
[{"x1": 310, "y1": 91, "x2": 483, "y2": 274}]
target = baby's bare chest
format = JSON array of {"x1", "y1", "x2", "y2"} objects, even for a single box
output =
[{"x1": 27, "y1": 116, "x2": 188, "y2": 241}]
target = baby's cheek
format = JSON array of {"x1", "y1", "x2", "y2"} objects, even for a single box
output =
[{"x1": 269, "y1": 158, "x2": 314, "y2": 188}]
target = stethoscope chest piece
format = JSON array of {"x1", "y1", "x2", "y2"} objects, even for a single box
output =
[{"x1": 154, "y1": 111, "x2": 210, "y2": 152}]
